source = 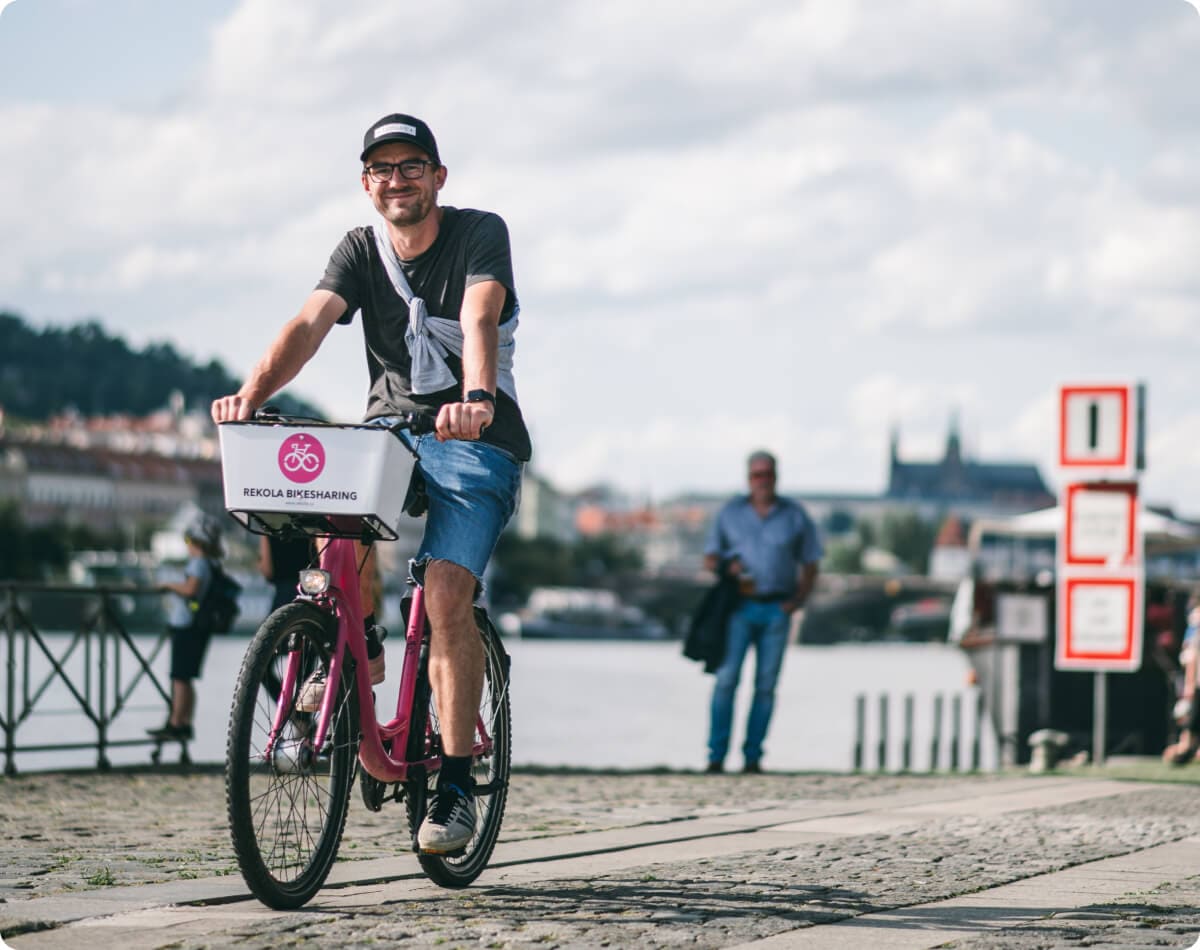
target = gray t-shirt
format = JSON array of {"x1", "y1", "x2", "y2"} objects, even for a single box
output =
[
  {"x1": 166, "y1": 556, "x2": 213, "y2": 629},
  {"x1": 316, "y1": 207, "x2": 532, "y2": 461}
]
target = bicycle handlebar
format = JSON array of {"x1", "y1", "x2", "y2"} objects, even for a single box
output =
[{"x1": 252, "y1": 405, "x2": 438, "y2": 436}]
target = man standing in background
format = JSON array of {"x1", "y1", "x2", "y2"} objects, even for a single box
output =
[{"x1": 702, "y1": 451, "x2": 823, "y2": 773}]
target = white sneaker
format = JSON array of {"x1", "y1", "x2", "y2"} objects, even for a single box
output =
[
  {"x1": 417, "y1": 784, "x2": 476, "y2": 853},
  {"x1": 294, "y1": 650, "x2": 385, "y2": 713}
]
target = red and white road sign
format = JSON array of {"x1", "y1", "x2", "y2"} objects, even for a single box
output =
[
  {"x1": 1062, "y1": 481, "x2": 1140, "y2": 569},
  {"x1": 1054, "y1": 380, "x2": 1147, "y2": 673},
  {"x1": 1055, "y1": 571, "x2": 1144, "y2": 672},
  {"x1": 1058, "y1": 383, "x2": 1141, "y2": 479}
]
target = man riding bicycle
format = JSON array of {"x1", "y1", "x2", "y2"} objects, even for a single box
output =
[{"x1": 211, "y1": 113, "x2": 531, "y2": 854}]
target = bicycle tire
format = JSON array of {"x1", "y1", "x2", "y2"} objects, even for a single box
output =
[
  {"x1": 408, "y1": 609, "x2": 512, "y2": 888},
  {"x1": 226, "y1": 602, "x2": 359, "y2": 909}
]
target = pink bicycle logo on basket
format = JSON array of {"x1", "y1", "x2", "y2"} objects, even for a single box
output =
[{"x1": 277, "y1": 433, "x2": 326, "y2": 483}]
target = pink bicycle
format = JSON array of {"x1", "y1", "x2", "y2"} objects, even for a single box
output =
[{"x1": 219, "y1": 411, "x2": 511, "y2": 909}]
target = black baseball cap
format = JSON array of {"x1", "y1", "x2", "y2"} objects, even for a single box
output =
[{"x1": 360, "y1": 113, "x2": 440, "y2": 165}]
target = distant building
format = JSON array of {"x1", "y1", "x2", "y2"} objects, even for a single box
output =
[
  {"x1": 0, "y1": 436, "x2": 224, "y2": 534},
  {"x1": 886, "y1": 419, "x2": 1053, "y2": 510},
  {"x1": 803, "y1": 419, "x2": 1055, "y2": 540},
  {"x1": 0, "y1": 405, "x2": 224, "y2": 537}
]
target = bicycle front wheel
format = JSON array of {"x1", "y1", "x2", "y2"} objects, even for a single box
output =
[
  {"x1": 410, "y1": 609, "x2": 512, "y2": 887},
  {"x1": 226, "y1": 602, "x2": 359, "y2": 909}
]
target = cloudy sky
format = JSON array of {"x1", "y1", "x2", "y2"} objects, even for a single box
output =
[{"x1": 2, "y1": 0, "x2": 1199, "y2": 512}]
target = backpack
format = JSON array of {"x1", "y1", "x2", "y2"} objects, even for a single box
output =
[{"x1": 192, "y1": 562, "x2": 242, "y2": 635}]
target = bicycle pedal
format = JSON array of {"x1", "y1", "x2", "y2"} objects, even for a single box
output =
[{"x1": 419, "y1": 845, "x2": 467, "y2": 858}]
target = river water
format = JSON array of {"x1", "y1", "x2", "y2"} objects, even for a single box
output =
[{"x1": 3, "y1": 636, "x2": 997, "y2": 774}]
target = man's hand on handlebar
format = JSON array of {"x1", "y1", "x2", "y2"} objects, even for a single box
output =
[
  {"x1": 209, "y1": 393, "x2": 486, "y2": 439},
  {"x1": 435, "y1": 400, "x2": 494, "y2": 442},
  {"x1": 211, "y1": 394, "x2": 258, "y2": 423}
]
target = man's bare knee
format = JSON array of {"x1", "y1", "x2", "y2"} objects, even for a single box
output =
[{"x1": 423, "y1": 559, "x2": 477, "y2": 628}]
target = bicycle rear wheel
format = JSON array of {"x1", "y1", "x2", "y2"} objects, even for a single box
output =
[
  {"x1": 408, "y1": 609, "x2": 512, "y2": 887},
  {"x1": 226, "y1": 602, "x2": 359, "y2": 909}
]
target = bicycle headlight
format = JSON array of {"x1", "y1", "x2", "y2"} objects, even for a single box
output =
[{"x1": 298, "y1": 569, "x2": 331, "y2": 596}]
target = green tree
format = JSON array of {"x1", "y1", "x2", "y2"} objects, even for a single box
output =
[
  {"x1": 490, "y1": 532, "x2": 645, "y2": 607},
  {"x1": 877, "y1": 511, "x2": 938, "y2": 574},
  {"x1": 0, "y1": 502, "x2": 127, "y2": 580},
  {"x1": 823, "y1": 538, "x2": 864, "y2": 574},
  {"x1": 571, "y1": 535, "x2": 643, "y2": 580},
  {"x1": 490, "y1": 536, "x2": 574, "y2": 606},
  {"x1": 0, "y1": 502, "x2": 67, "y2": 579}
]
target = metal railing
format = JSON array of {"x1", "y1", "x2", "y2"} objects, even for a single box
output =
[
  {"x1": 852, "y1": 690, "x2": 992, "y2": 773},
  {"x1": 2, "y1": 583, "x2": 173, "y2": 775}
]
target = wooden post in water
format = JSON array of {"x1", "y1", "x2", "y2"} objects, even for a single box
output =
[
  {"x1": 930, "y1": 694, "x2": 944, "y2": 771},
  {"x1": 971, "y1": 690, "x2": 983, "y2": 771},
  {"x1": 877, "y1": 693, "x2": 889, "y2": 772},
  {"x1": 901, "y1": 694, "x2": 914, "y2": 772},
  {"x1": 950, "y1": 694, "x2": 962, "y2": 772},
  {"x1": 853, "y1": 694, "x2": 865, "y2": 771}
]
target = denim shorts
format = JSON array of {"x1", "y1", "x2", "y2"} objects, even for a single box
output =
[{"x1": 372, "y1": 419, "x2": 522, "y2": 586}]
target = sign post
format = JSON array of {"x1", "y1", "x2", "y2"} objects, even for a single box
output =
[{"x1": 1055, "y1": 382, "x2": 1145, "y2": 767}]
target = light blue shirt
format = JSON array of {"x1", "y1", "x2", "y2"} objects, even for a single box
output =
[
  {"x1": 704, "y1": 496, "x2": 823, "y2": 597},
  {"x1": 166, "y1": 556, "x2": 213, "y2": 629}
]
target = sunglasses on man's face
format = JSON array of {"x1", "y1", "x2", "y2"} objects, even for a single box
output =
[{"x1": 749, "y1": 469, "x2": 775, "y2": 480}]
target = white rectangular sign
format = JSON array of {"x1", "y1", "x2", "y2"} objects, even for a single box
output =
[
  {"x1": 995, "y1": 592, "x2": 1049, "y2": 644},
  {"x1": 1055, "y1": 571, "x2": 1144, "y2": 672},
  {"x1": 1062, "y1": 482, "x2": 1140, "y2": 568},
  {"x1": 1057, "y1": 382, "x2": 1142, "y2": 479}
]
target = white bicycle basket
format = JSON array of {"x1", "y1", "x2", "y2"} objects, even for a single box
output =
[{"x1": 219, "y1": 422, "x2": 418, "y2": 540}]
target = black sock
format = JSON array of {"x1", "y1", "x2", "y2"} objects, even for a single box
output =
[
  {"x1": 439, "y1": 754, "x2": 472, "y2": 795},
  {"x1": 364, "y1": 613, "x2": 382, "y2": 659}
]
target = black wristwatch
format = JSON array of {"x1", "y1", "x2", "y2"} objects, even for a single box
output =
[{"x1": 465, "y1": 389, "x2": 496, "y2": 406}]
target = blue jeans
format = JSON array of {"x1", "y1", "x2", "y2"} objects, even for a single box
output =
[
  {"x1": 401, "y1": 432, "x2": 522, "y2": 585},
  {"x1": 371, "y1": 419, "x2": 523, "y2": 587},
  {"x1": 708, "y1": 600, "x2": 791, "y2": 766}
]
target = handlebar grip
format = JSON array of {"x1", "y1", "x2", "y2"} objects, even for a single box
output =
[{"x1": 399, "y1": 408, "x2": 438, "y2": 436}]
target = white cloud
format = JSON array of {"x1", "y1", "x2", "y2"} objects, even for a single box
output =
[{"x1": 2, "y1": 0, "x2": 1200, "y2": 515}]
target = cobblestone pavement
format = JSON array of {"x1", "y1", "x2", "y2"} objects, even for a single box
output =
[
  {"x1": 3, "y1": 766, "x2": 1200, "y2": 949},
  {"x1": 0, "y1": 767, "x2": 962, "y2": 901}
]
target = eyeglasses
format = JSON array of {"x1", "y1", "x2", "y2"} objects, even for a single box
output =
[
  {"x1": 364, "y1": 160, "x2": 436, "y2": 183},
  {"x1": 749, "y1": 470, "x2": 776, "y2": 480}
]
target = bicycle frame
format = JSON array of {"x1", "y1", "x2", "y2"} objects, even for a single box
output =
[{"x1": 263, "y1": 536, "x2": 495, "y2": 784}]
